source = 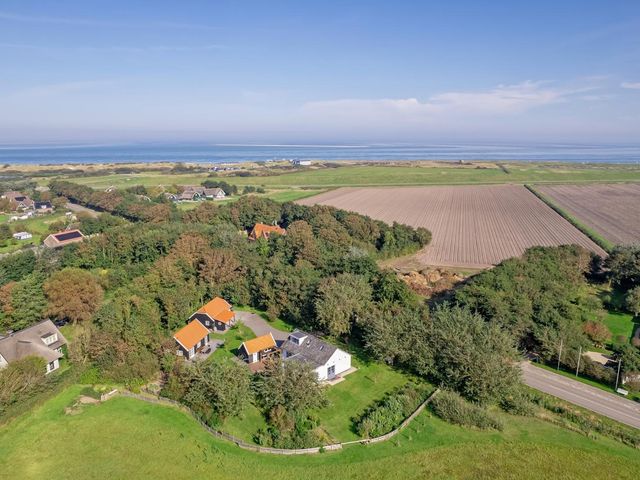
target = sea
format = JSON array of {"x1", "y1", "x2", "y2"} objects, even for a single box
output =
[{"x1": 0, "y1": 143, "x2": 639, "y2": 165}]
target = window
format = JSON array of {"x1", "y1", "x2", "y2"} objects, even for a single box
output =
[
  {"x1": 327, "y1": 365, "x2": 336, "y2": 378},
  {"x1": 42, "y1": 334, "x2": 58, "y2": 345}
]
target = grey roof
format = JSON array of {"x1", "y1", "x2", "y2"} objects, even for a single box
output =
[
  {"x1": 204, "y1": 188, "x2": 225, "y2": 196},
  {"x1": 281, "y1": 330, "x2": 338, "y2": 368},
  {"x1": 0, "y1": 320, "x2": 67, "y2": 365}
]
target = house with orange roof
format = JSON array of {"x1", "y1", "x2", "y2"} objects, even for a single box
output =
[
  {"x1": 238, "y1": 333, "x2": 278, "y2": 365},
  {"x1": 188, "y1": 297, "x2": 236, "y2": 332},
  {"x1": 173, "y1": 319, "x2": 210, "y2": 360},
  {"x1": 248, "y1": 223, "x2": 286, "y2": 241}
]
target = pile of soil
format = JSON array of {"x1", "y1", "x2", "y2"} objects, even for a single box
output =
[{"x1": 398, "y1": 268, "x2": 464, "y2": 297}]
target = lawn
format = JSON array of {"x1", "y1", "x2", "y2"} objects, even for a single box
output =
[
  {"x1": 39, "y1": 162, "x2": 640, "y2": 191},
  {"x1": 316, "y1": 359, "x2": 413, "y2": 441},
  {"x1": 1, "y1": 385, "x2": 639, "y2": 480},
  {"x1": 603, "y1": 310, "x2": 638, "y2": 344},
  {"x1": 207, "y1": 323, "x2": 256, "y2": 361},
  {"x1": 0, "y1": 212, "x2": 68, "y2": 253}
]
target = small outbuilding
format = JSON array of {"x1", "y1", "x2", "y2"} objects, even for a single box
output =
[{"x1": 238, "y1": 333, "x2": 278, "y2": 364}]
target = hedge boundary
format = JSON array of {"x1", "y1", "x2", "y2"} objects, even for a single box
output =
[{"x1": 119, "y1": 388, "x2": 440, "y2": 455}]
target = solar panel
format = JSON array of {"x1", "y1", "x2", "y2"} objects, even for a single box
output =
[{"x1": 54, "y1": 231, "x2": 82, "y2": 242}]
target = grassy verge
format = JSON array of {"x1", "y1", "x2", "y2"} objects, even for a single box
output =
[
  {"x1": 1, "y1": 384, "x2": 639, "y2": 479},
  {"x1": 524, "y1": 185, "x2": 614, "y2": 252}
]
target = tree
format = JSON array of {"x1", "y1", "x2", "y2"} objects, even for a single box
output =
[
  {"x1": 0, "y1": 274, "x2": 47, "y2": 331},
  {"x1": 314, "y1": 273, "x2": 372, "y2": 337},
  {"x1": 44, "y1": 268, "x2": 104, "y2": 324},
  {"x1": 625, "y1": 286, "x2": 640, "y2": 317},
  {"x1": 253, "y1": 358, "x2": 327, "y2": 415},
  {"x1": 0, "y1": 356, "x2": 47, "y2": 413},
  {"x1": 183, "y1": 358, "x2": 252, "y2": 421},
  {"x1": 427, "y1": 304, "x2": 520, "y2": 404},
  {"x1": 607, "y1": 245, "x2": 640, "y2": 289},
  {"x1": 0, "y1": 224, "x2": 12, "y2": 242}
]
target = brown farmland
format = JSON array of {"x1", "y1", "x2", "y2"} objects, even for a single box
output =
[
  {"x1": 536, "y1": 183, "x2": 640, "y2": 245},
  {"x1": 298, "y1": 185, "x2": 607, "y2": 268}
]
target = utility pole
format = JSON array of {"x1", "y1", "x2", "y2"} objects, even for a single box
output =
[
  {"x1": 615, "y1": 359, "x2": 622, "y2": 391},
  {"x1": 575, "y1": 346, "x2": 582, "y2": 376},
  {"x1": 557, "y1": 339, "x2": 563, "y2": 371}
]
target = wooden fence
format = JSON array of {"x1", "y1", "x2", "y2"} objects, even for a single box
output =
[{"x1": 118, "y1": 388, "x2": 440, "y2": 455}]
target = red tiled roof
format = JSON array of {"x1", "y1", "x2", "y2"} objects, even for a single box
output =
[{"x1": 174, "y1": 320, "x2": 209, "y2": 350}]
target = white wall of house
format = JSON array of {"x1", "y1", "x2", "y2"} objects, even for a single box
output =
[
  {"x1": 45, "y1": 359, "x2": 59, "y2": 374},
  {"x1": 315, "y1": 349, "x2": 351, "y2": 381},
  {"x1": 0, "y1": 353, "x2": 7, "y2": 370}
]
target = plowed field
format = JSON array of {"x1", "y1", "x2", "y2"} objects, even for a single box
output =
[
  {"x1": 299, "y1": 185, "x2": 607, "y2": 268},
  {"x1": 536, "y1": 184, "x2": 640, "y2": 245}
]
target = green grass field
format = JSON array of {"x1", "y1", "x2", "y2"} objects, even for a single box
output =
[
  {"x1": 1, "y1": 385, "x2": 639, "y2": 480},
  {"x1": 37, "y1": 162, "x2": 640, "y2": 191},
  {"x1": 603, "y1": 311, "x2": 638, "y2": 343},
  {"x1": 316, "y1": 359, "x2": 412, "y2": 441},
  {"x1": 0, "y1": 212, "x2": 68, "y2": 253}
]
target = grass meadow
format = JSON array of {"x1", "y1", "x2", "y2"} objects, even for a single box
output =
[{"x1": 1, "y1": 385, "x2": 639, "y2": 480}]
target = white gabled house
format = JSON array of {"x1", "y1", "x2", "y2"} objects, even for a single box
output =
[{"x1": 280, "y1": 331, "x2": 351, "y2": 381}]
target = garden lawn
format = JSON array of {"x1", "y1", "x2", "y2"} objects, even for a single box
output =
[
  {"x1": 603, "y1": 311, "x2": 637, "y2": 343},
  {"x1": 1, "y1": 385, "x2": 639, "y2": 480},
  {"x1": 0, "y1": 212, "x2": 67, "y2": 253},
  {"x1": 207, "y1": 323, "x2": 256, "y2": 361},
  {"x1": 316, "y1": 359, "x2": 413, "y2": 442}
]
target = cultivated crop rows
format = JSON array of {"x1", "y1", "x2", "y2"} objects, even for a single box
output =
[
  {"x1": 536, "y1": 184, "x2": 640, "y2": 246},
  {"x1": 299, "y1": 185, "x2": 607, "y2": 268}
]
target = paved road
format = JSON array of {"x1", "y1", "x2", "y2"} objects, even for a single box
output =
[
  {"x1": 234, "y1": 311, "x2": 290, "y2": 341},
  {"x1": 65, "y1": 202, "x2": 100, "y2": 218},
  {"x1": 522, "y1": 362, "x2": 640, "y2": 429}
]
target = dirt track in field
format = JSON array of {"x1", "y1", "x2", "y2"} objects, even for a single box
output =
[
  {"x1": 536, "y1": 184, "x2": 640, "y2": 246},
  {"x1": 298, "y1": 185, "x2": 607, "y2": 268}
]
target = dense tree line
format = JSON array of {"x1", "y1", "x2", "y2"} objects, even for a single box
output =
[{"x1": 49, "y1": 180, "x2": 175, "y2": 222}]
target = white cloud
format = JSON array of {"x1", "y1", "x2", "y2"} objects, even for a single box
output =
[
  {"x1": 303, "y1": 81, "x2": 590, "y2": 120},
  {"x1": 621, "y1": 82, "x2": 640, "y2": 90}
]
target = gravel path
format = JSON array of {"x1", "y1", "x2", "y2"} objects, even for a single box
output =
[{"x1": 235, "y1": 311, "x2": 289, "y2": 341}]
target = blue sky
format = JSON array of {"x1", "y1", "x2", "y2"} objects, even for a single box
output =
[{"x1": 0, "y1": 0, "x2": 639, "y2": 144}]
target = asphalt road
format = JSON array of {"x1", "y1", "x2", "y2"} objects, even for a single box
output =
[{"x1": 521, "y1": 362, "x2": 640, "y2": 429}]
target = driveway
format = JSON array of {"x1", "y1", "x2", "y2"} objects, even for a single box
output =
[
  {"x1": 521, "y1": 362, "x2": 640, "y2": 429},
  {"x1": 65, "y1": 202, "x2": 100, "y2": 218},
  {"x1": 235, "y1": 311, "x2": 289, "y2": 341}
]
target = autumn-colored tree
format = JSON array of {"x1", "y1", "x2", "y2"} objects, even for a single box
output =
[
  {"x1": 198, "y1": 248, "x2": 243, "y2": 287},
  {"x1": 169, "y1": 233, "x2": 211, "y2": 272},
  {"x1": 44, "y1": 268, "x2": 104, "y2": 324},
  {"x1": 582, "y1": 321, "x2": 611, "y2": 345},
  {"x1": 284, "y1": 220, "x2": 320, "y2": 265}
]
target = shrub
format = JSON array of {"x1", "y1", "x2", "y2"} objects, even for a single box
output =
[
  {"x1": 499, "y1": 386, "x2": 536, "y2": 416},
  {"x1": 354, "y1": 383, "x2": 430, "y2": 437},
  {"x1": 430, "y1": 390, "x2": 503, "y2": 430}
]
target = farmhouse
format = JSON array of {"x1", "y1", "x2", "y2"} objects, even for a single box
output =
[
  {"x1": 2, "y1": 191, "x2": 35, "y2": 211},
  {"x1": 204, "y1": 187, "x2": 226, "y2": 200},
  {"x1": 238, "y1": 333, "x2": 278, "y2": 364},
  {"x1": 34, "y1": 201, "x2": 54, "y2": 214},
  {"x1": 43, "y1": 229, "x2": 85, "y2": 248},
  {"x1": 189, "y1": 297, "x2": 236, "y2": 332},
  {"x1": 12, "y1": 231, "x2": 32, "y2": 241},
  {"x1": 0, "y1": 320, "x2": 67, "y2": 374},
  {"x1": 281, "y1": 331, "x2": 351, "y2": 381},
  {"x1": 248, "y1": 223, "x2": 287, "y2": 241},
  {"x1": 173, "y1": 320, "x2": 210, "y2": 360}
]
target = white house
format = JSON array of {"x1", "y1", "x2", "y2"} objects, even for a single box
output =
[
  {"x1": 281, "y1": 331, "x2": 351, "y2": 381},
  {"x1": 0, "y1": 320, "x2": 67, "y2": 374},
  {"x1": 12, "y1": 231, "x2": 32, "y2": 241}
]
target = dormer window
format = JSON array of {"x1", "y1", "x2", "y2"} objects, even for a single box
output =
[
  {"x1": 42, "y1": 333, "x2": 58, "y2": 345},
  {"x1": 288, "y1": 332, "x2": 307, "y2": 345}
]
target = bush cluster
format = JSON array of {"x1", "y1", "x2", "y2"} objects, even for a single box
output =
[
  {"x1": 354, "y1": 383, "x2": 430, "y2": 438},
  {"x1": 430, "y1": 390, "x2": 503, "y2": 430}
]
